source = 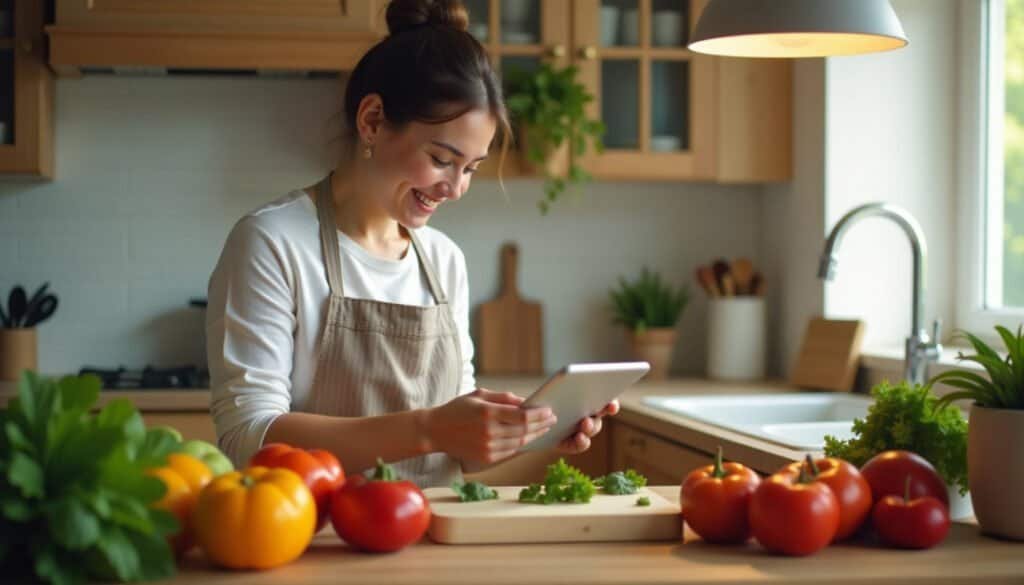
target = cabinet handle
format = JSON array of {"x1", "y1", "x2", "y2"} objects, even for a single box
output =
[
  {"x1": 578, "y1": 46, "x2": 598, "y2": 60},
  {"x1": 547, "y1": 45, "x2": 566, "y2": 58}
]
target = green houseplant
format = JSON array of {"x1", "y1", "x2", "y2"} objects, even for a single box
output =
[
  {"x1": 609, "y1": 267, "x2": 690, "y2": 380},
  {"x1": 927, "y1": 325, "x2": 1024, "y2": 540},
  {"x1": 504, "y1": 63, "x2": 605, "y2": 215}
]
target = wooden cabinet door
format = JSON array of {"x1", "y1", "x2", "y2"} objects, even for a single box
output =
[
  {"x1": 610, "y1": 420, "x2": 709, "y2": 485},
  {"x1": 56, "y1": 0, "x2": 380, "y2": 33},
  {"x1": 0, "y1": 0, "x2": 53, "y2": 178}
]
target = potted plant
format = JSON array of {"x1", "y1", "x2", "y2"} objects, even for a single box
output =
[
  {"x1": 608, "y1": 267, "x2": 690, "y2": 380},
  {"x1": 928, "y1": 325, "x2": 1024, "y2": 540},
  {"x1": 504, "y1": 62, "x2": 605, "y2": 215}
]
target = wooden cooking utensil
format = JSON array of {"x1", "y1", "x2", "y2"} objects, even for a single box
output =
[
  {"x1": 711, "y1": 259, "x2": 730, "y2": 294},
  {"x1": 477, "y1": 243, "x2": 544, "y2": 375},
  {"x1": 720, "y1": 273, "x2": 736, "y2": 296},
  {"x1": 696, "y1": 265, "x2": 720, "y2": 297},
  {"x1": 750, "y1": 272, "x2": 765, "y2": 296},
  {"x1": 730, "y1": 258, "x2": 754, "y2": 295}
]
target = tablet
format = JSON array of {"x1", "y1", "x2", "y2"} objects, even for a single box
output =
[{"x1": 518, "y1": 361, "x2": 651, "y2": 452}]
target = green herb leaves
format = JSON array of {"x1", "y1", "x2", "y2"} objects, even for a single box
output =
[
  {"x1": 0, "y1": 371, "x2": 181, "y2": 585},
  {"x1": 518, "y1": 459, "x2": 596, "y2": 504},
  {"x1": 929, "y1": 325, "x2": 1024, "y2": 410},
  {"x1": 594, "y1": 470, "x2": 648, "y2": 495},
  {"x1": 609, "y1": 267, "x2": 690, "y2": 332},
  {"x1": 823, "y1": 381, "x2": 968, "y2": 494},
  {"x1": 450, "y1": 481, "x2": 498, "y2": 502}
]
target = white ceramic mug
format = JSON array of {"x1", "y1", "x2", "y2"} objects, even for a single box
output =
[
  {"x1": 653, "y1": 10, "x2": 684, "y2": 47},
  {"x1": 600, "y1": 5, "x2": 620, "y2": 46},
  {"x1": 621, "y1": 9, "x2": 639, "y2": 45},
  {"x1": 707, "y1": 297, "x2": 766, "y2": 381}
]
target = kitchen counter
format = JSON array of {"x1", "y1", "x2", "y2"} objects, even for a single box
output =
[
  {"x1": 165, "y1": 486, "x2": 1021, "y2": 585},
  {"x1": 0, "y1": 377, "x2": 814, "y2": 472}
]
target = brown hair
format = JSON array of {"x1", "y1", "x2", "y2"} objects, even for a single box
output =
[{"x1": 343, "y1": 0, "x2": 510, "y2": 173}]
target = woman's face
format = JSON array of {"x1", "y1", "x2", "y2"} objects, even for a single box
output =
[{"x1": 371, "y1": 107, "x2": 497, "y2": 229}]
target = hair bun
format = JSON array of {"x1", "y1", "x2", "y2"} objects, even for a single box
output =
[{"x1": 386, "y1": 0, "x2": 469, "y2": 36}]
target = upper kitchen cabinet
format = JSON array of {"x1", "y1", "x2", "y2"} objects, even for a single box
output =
[
  {"x1": 0, "y1": 0, "x2": 54, "y2": 178},
  {"x1": 576, "y1": 0, "x2": 792, "y2": 182},
  {"x1": 47, "y1": 0, "x2": 383, "y2": 74}
]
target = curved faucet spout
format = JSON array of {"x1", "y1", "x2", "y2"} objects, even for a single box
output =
[{"x1": 819, "y1": 202, "x2": 927, "y2": 338}]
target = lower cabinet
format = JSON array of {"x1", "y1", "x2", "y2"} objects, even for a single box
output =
[{"x1": 609, "y1": 420, "x2": 710, "y2": 486}]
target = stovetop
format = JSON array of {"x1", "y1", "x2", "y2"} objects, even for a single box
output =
[{"x1": 78, "y1": 365, "x2": 209, "y2": 390}]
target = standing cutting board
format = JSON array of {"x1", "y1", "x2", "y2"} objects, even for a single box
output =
[
  {"x1": 424, "y1": 486, "x2": 681, "y2": 544},
  {"x1": 790, "y1": 317, "x2": 866, "y2": 392},
  {"x1": 477, "y1": 243, "x2": 544, "y2": 375}
]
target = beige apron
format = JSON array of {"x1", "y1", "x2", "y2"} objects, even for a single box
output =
[{"x1": 306, "y1": 175, "x2": 463, "y2": 488}]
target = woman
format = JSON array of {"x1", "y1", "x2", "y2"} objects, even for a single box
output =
[{"x1": 207, "y1": 0, "x2": 618, "y2": 487}]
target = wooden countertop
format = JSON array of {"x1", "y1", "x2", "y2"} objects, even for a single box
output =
[
  {"x1": 0, "y1": 377, "x2": 813, "y2": 472},
  {"x1": 166, "y1": 486, "x2": 1022, "y2": 585}
]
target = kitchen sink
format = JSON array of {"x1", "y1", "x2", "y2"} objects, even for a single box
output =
[{"x1": 641, "y1": 393, "x2": 873, "y2": 451}]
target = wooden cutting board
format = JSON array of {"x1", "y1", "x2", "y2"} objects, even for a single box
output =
[
  {"x1": 790, "y1": 317, "x2": 866, "y2": 392},
  {"x1": 476, "y1": 243, "x2": 544, "y2": 375},
  {"x1": 424, "y1": 486, "x2": 681, "y2": 544}
]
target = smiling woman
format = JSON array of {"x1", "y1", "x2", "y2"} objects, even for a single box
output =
[{"x1": 205, "y1": 0, "x2": 620, "y2": 490}]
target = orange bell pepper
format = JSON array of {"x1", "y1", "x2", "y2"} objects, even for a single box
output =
[
  {"x1": 147, "y1": 452, "x2": 213, "y2": 555},
  {"x1": 192, "y1": 466, "x2": 316, "y2": 570}
]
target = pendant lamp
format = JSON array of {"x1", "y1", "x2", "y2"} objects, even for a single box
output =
[{"x1": 689, "y1": 0, "x2": 908, "y2": 58}]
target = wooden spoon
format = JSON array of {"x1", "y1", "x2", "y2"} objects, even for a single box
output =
[
  {"x1": 750, "y1": 272, "x2": 765, "y2": 296},
  {"x1": 731, "y1": 258, "x2": 754, "y2": 295},
  {"x1": 711, "y1": 259, "x2": 730, "y2": 296},
  {"x1": 696, "y1": 265, "x2": 720, "y2": 297}
]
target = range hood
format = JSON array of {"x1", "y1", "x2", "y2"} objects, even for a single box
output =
[{"x1": 46, "y1": 1, "x2": 383, "y2": 76}]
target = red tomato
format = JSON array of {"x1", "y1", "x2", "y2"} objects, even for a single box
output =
[
  {"x1": 781, "y1": 455, "x2": 872, "y2": 541},
  {"x1": 680, "y1": 447, "x2": 762, "y2": 544},
  {"x1": 749, "y1": 466, "x2": 840, "y2": 556},
  {"x1": 251, "y1": 442, "x2": 345, "y2": 532},
  {"x1": 860, "y1": 450, "x2": 948, "y2": 507},
  {"x1": 872, "y1": 478, "x2": 950, "y2": 549},
  {"x1": 330, "y1": 459, "x2": 431, "y2": 553}
]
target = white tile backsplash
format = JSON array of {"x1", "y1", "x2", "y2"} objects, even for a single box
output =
[{"x1": 0, "y1": 74, "x2": 767, "y2": 378}]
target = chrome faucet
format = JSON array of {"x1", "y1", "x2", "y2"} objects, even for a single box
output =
[{"x1": 818, "y1": 203, "x2": 942, "y2": 386}]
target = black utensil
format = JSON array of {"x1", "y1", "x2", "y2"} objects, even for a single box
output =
[
  {"x1": 0, "y1": 301, "x2": 8, "y2": 328},
  {"x1": 8, "y1": 286, "x2": 27, "y2": 328},
  {"x1": 24, "y1": 295, "x2": 57, "y2": 328},
  {"x1": 22, "y1": 282, "x2": 50, "y2": 327}
]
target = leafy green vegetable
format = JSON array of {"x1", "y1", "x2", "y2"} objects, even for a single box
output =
[
  {"x1": 928, "y1": 325, "x2": 1024, "y2": 410},
  {"x1": 823, "y1": 380, "x2": 968, "y2": 494},
  {"x1": 450, "y1": 481, "x2": 498, "y2": 502},
  {"x1": 636, "y1": 496, "x2": 651, "y2": 507},
  {"x1": 0, "y1": 371, "x2": 180, "y2": 585},
  {"x1": 594, "y1": 469, "x2": 648, "y2": 495},
  {"x1": 518, "y1": 458, "x2": 595, "y2": 504}
]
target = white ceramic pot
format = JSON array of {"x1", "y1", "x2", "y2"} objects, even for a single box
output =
[
  {"x1": 968, "y1": 405, "x2": 1024, "y2": 540},
  {"x1": 706, "y1": 297, "x2": 765, "y2": 381}
]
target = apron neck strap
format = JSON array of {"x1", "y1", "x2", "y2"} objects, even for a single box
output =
[{"x1": 315, "y1": 173, "x2": 449, "y2": 305}]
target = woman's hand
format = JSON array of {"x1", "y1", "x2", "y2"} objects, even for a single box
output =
[
  {"x1": 423, "y1": 388, "x2": 557, "y2": 466},
  {"x1": 554, "y1": 400, "x2": 621, "y2": 455}
]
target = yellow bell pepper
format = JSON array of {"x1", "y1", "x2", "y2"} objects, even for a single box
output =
[
  {"x1": 192, "y1": 466, "x2": 316, "y2": 570},
  {"x1": 147, "y1": 452, "x2": 213, "y2": 555}
]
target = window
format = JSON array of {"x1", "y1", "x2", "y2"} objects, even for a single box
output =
[{"x1": 959, "y1": 0, "x2": 1024, "y2": 335}]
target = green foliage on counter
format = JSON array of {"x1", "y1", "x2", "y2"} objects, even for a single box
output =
[
  {"x1": 928, "y1": 325, "x2": 1024, "y2": 410},
  {"x1": 594, "y1": 469, "x2": 647, "y2": 495},
  {"x1": 451, "y1": 480, "x2": 498, "y2": 502},
  {"x1": 824, "y1": 380, "x2": 968, "y2": 494},
  {"x1": 609, "y1": 267, "x2": 690, "y2": 332},
  {"x1": 0, "y1": 371, "x2": 180, "y2": 585},
  {"x1": 519, "y1": 458, "x2": 596, "y2": 504}
]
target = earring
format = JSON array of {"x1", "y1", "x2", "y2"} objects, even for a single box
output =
[{"x1": 363, "y1": 143, "x2": 374, "y2": 159}]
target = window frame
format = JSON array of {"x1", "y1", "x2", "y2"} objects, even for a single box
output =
[{"x1": 957, "y1": 0, "x2": 1024, "y2": 339}]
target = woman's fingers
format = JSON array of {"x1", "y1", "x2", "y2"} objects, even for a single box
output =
[
  {"x1": 474, "y1": 387, "x2": 525, "y2": 406},
  {"x1": 485, "y1": 415, "x2": 557, "y2": 439},
  {"x1": 556, "y1": 431, "x2": 590, "y2": 454}
]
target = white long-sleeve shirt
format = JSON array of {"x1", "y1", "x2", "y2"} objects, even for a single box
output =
[{"x1": 206, "y1": 189, "x2": 476, "y2": 467}]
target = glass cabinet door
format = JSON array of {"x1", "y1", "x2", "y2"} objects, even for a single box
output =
[
  {"x1": 574, "y1": 0, "x2": 712, "y2": 180},
  {"x1": 473, "y1": 0, "x2": 572, "y2": 178}
]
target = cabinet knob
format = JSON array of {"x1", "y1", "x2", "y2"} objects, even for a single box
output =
[
  {"x1": 547, "y1": 45, "x2": 566, "y2": 58},
  {"x1": 579, "y1": 46, "x2": 598, "y2": 60}
]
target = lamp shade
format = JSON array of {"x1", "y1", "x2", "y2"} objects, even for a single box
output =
[{"x1": 689, "y1": 0, "x2": 908, "y2": 58}]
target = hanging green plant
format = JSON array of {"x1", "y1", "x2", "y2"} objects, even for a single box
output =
[{"x1": 504, "y1": 63, "x2": 605, "y2": 214}]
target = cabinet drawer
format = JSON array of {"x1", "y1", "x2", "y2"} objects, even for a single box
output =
[{"x1": 610, "y1": 421, "x2": 710, "y2": 486}]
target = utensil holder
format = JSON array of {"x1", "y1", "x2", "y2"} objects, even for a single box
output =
[
  {"x1": 0, "y1": 328, "x2": 38, "y2": 381},
  {"x1": 707, "y1": 297, "x2": 765, "y2": 381}
]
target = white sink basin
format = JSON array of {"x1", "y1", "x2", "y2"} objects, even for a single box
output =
[{"x1": 642, "y1": 393, "x2": 873, "y2": 451}]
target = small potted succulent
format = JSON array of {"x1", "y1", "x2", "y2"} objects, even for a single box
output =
[
  {"x1": 928, "y1": 325, "x2": 1024, "y2": 540},
  {"x1": 504, "y1": 62, "x2": 605, "y2": 215},
  {"x1": 608, "y1": 267, "x2": 690, "y2": 380}
]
